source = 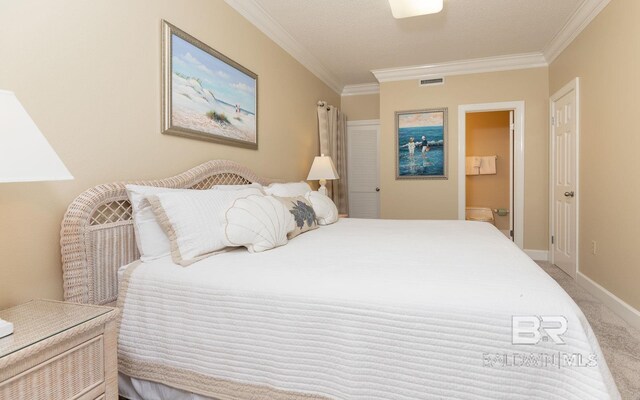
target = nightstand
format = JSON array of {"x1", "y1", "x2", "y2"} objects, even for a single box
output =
[
  {"x1": 0, "y1": 299, "x2": 119, "y2": 400},
  {"x1": 339, "y1": 213, "x2": 349, "y2": 218}
]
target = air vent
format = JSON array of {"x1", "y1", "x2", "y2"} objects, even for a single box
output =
[{"x1": 419, "y1": 77, "x2": 445, "y2": 87}]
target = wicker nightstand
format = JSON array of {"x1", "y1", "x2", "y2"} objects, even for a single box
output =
[{"x1": 0, "y1": 299, "x2": 118, "y2": 400}]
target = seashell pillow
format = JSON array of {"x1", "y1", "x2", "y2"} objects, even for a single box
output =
[
  {"x1": 275, "y1": 196, "x2": 319, "y2": 239},
  {"x1": 305, "y1": 191, "x2": 339, "y2": 225},
  {"x1": 224, "y1": 195, "x2": 295, "y2": 252}
]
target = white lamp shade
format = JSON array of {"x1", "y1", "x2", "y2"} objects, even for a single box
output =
[
  {"x1": 388, "y1": 0, "x2": 443, "y2": 18},
  {"x1": 0, "y1": 90, "x2": 73, "y2": 183},
  {"x1": 307, "y1": 155, "x2": 339, "y2": 181}
]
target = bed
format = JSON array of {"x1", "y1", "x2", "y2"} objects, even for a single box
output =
[{"x1": 60, "y1": 160, "x2": 620, "y2": 400}]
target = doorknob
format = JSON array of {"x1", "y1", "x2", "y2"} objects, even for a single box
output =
[
  {"x1": 564, "y1": 191, "x2": 575, "y2": 197},
  {"x1": 375, "y1": 187, "x2": 380, "y2": 192}
]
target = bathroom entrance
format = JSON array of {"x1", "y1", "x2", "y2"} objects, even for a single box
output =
[
  {"x1": 464, "y1": 111, "x2": 513, "y2": 240},
  {"x1": 458, "y1": 101, "x2": 524, "y2": 249}
]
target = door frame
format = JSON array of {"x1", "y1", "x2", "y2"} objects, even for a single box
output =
[
  {"x1": 549, "y1": 78, "x2": 580, "y2": 278},
  {"x1": 346, "y1": 119, "x2": 380, "y2": 218},
  {"x1": 458, "y1": 101, "x2": 525, "y2": 249}
]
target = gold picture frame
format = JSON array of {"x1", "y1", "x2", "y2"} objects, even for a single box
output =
[{"x1": 161, "y1": 20, "x2": 258, "y2": 149}]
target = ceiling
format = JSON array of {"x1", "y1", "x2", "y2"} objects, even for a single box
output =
[{"x1": 245, "y1": 0, "x2": 585, "y2": 87}]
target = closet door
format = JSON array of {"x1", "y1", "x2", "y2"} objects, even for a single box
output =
[{"x1": 347, "y1": 121, "x2": 380, "y2": 218}]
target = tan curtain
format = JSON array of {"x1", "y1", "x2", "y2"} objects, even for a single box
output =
[{"x1": 317, "y1": 101, "x2": 348, "y2": 214}]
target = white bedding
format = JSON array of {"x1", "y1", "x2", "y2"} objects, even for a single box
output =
[{"x1": 117, "y1": 218, "x2": 619, "y2": 399}]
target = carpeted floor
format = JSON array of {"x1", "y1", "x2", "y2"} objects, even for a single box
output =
[{"x1": 537, "y1": 261, "x2": 640, "y2": 400}]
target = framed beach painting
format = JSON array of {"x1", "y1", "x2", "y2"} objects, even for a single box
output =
[
  {"x1": 161, "y1": 20, "x2": 258, "y2": 149},
  {"x1": 395, "y1": 108, "x2": 448, "y2": 179}
]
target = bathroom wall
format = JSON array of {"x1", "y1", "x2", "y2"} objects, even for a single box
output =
[{"x1": 465, "y1": 111, "x2": 511, "y2": 232}]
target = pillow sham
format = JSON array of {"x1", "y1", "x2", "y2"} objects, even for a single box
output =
[
  {"x1": 224, "y1": 195, "x2": 295, "y2": 252},
  {"x1": 147, "y1": 188, "x2": 262, "y2": 266},
  {"x1": 276, "y1": 195, "x2": 318, "y2": 239},
  {"x1": 264, "y1": 181, "x2": 312, "y2": 197},
  {"x1": 305, "y1": 191, "x2": 339, "y2": 225},
  {"x1": 126, "y1": 185, "x2": 188, "y2": 262},
  {"x1": 212, "y1": 182, "x2": 264, "y2": 192}
]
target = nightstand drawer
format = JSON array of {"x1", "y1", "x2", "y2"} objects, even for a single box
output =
[{"x1": 0, "y1": 335, "x2": 105, "y2": 400}]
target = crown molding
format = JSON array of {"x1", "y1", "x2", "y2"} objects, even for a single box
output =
[
  {"x1": 543, "y1": 0, "x2": 611, "y2": 63},
  {"x1": 371, "y1": 53, "x2": 547, "y2": 83},
  {"x1": 224, "y1": 0, "x2": 343, "y2": 94},
  {"x1": 341, "y1": 83, "x2": 380, "y2": 96}
]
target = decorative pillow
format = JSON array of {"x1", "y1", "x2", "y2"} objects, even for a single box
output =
[
  {"x1": 264, "y1": 181, "x2": 312, "y2": 197},
  {"x1": 276, "y1": 196, "x2": 318, "y2": 239},
  {"x1": 212, "y1": 182, "x2": 264, "y2": 192},
  {"x1": 224, "y1": 195, "x2": 295, "y2": 253},
  {"x1": 305, "y1": 191, "x2": 339, "y2": 225},
  {"x1": 147, "y1": 188, "x2": 263, "y2": 266},
  {"x1": 126, "y1": 185, "x2": 189, "y2": 262}
]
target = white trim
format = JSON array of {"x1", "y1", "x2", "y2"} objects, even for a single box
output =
[
  {"x1": 549, "y1": 78, "x2": 580, "y2": 279},
  {"x1": 341, "y1": 83, "x2": 380, "y2": 97},
  {"x1": 371, "y1": 53, "x2": 547, "y2": 83},
  {"x1": 525, "y1": 250, "x2": 549, "y2": 262},
  {"x1": 223, "y1": 0, "x2": 342, "y2": 94},
  {"x1": 347, "y1": 119, "x2": 380, "y2": 127},
  {"x1": 543, "y1": 0, "x2": 611, "y2": 63},
  {"x1": 458, "y1": 101, "x2": 525, "y2": 249},
  {"x1": 577, "y1": 272, "x2": 640, "y2": 331}
]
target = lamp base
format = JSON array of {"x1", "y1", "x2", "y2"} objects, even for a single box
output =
[{"x1": 318, "y1": 179, "x2": 327, "y2": 196}]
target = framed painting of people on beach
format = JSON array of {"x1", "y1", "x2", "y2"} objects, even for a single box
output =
[
  {"x1": 395, "y1": 108, "x2": 448, "y2": 179},
  {"x1": 162, "y1": 20, "x2": 258, "y2": 149}
]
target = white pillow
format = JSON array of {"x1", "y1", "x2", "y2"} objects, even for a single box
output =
[
  {"x1": 305, "y1": 191, "x2": 339, "y2": 225},
  {"x1": 126, "y1": 185, "x2": 189, "y2": 262},
  {"x1": 212, "y1": 182, "x2": 264, "y2": 192},
  {"x1": 147, "y1": 188, "x2": 262, "y2": 266},
  {"x1": 224, "y1": 195, "x2": 295, "y2": 252},
  {"x1": 264, "y1": 181, "x2": 312, "y2": 197}
]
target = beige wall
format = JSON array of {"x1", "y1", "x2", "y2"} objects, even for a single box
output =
[
  {"x1": 380, "y1": 68, "x2": 549, "y2": 250},
  {"x1": 341, "y1": 94, "x2": 380, "y2": 121},
  {"x1": 549, "y1": 0, "x2": 640, "y2": 310},
  {"x1": 466, "y1": 111, "x2": 511, "y2": 231},
  {"x1": 0, "y1": 0, "x2": 339, "y2": 309}
]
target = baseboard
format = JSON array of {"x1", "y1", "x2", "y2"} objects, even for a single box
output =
[
  {"x1": 576, "y1": 272, "x2": 640, "y2": 332},
  {"x1": 524, "y1": 249, "x2": 549, "y2": 261}
]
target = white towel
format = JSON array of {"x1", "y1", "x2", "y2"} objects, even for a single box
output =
[
  {"x1": 479, "y1": 156, "x2": 497, "y2": 174},
  {"x1": 465, "y1": 157, "x2": 481, "y2": 175}
]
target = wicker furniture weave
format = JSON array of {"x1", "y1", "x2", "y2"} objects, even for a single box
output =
[
  {"x1": 60, "y1": 160, "x2": 271, "y2": 305},
  {"x1": 0, "y1": 299, "x2": 118, "y2": 400}
]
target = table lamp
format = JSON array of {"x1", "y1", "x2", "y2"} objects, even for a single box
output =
[
  {"x1": 0, "y1": 90, "x2": 73, "y2": 338},
  {"x1": 307, "y1": 154, "x2": 339, "y2": 196}
]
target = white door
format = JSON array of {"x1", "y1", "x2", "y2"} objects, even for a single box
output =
[
  {"x1": 550, "y1": 79, "x2": 579, "y2": 278},
  {"x1": 347, "y1": 121, "x2": 380, "y2": 218}
]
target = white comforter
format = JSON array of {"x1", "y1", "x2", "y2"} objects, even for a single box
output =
[{"x1": 118, "y1": 219, "x2": 619, "y2": 399}]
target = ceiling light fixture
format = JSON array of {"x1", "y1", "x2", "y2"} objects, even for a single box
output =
[{"x1": 388, "y1": 0, "x2": 444, "y2": 19}]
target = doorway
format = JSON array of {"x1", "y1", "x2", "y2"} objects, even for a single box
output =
[
  {"x1": 346, "y1": 119, "x2": 380, "y2": 218},
  {"x1": 549, "y1": 78, "x2": 579, "y2": 279},
  {"x1": 465, "y1": 111, "x2": 513, "y2": 239},
  {"x1": 458, "y1": 101, "x2": 525, "y2": 249}
]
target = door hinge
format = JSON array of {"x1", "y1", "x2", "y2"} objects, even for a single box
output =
[
  {"x1": 551, "y1": 116, "x2": 555, "y2": 125},
  {"x1": 551, "y1": 235, "x2": 555, "y2": 244}
]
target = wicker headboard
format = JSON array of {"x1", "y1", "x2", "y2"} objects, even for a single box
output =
[{"x1": 60, "y1": 160, "x2": 271, "y2": 305}]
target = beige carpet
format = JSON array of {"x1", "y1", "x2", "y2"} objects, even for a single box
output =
[{"x1": 537, "y1": 261, "x2": 640, "y2": 400}]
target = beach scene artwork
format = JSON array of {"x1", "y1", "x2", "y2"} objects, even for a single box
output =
[
  {"x1": 396, "y1": 109, "x2": 447, "y2": 179},
  {"x1": 167, "y1": 29, "x2": 257, "y2": 147}
]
